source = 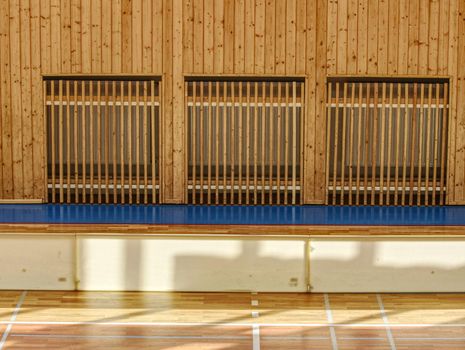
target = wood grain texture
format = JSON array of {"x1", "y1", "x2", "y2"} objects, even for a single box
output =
[
  {"x1": 1, "y1": 223, "x2": 465, "y2": 237},
  {"x1": 0, "y1": 0, "x2": 463, "y2": 204},
  {"x1": 2, "y1": 291, "x2": 465, "y2": 349}
]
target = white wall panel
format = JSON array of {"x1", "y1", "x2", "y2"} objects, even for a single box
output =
[
  {"x1": 0, "y1": 235, "x2": 75, "y2": 290},
  {"x1": 77, "y1": 236, "x2": 307, "y2": 292},
  {"x1": 310, "y1": 239, "x2": 465, "y2": 292}
]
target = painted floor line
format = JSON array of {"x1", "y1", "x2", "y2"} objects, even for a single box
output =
[
  {"x1": 324, "y1": 293, "x2": 339, "y2": 350},
  {"x1": 0, "y1": 291, "x2": 27, "y2": 350},
  {"x1": 10, "y1": 333, "x2": 250, "y2": 340},
  {"x1": 3, "y1": 321, "x2": 465, "y2": 328},
  {"x1": 377, "y1": 293, "x2": 397, "y2": 350},
  {"x1": 252, "y1": 324, "x2": 260, "y2": 350},
  {"x1": 7, "y1": 333, "x2": 465, "y2": 342}
]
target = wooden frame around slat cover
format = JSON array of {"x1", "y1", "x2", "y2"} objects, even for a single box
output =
[
  {"x1": 44, "y1": 76, "x2": 161, "y2": 204},
  {"x1": 326, "y1": 77, "x2": 450, "y2": 206},
  {"x1": 186, "y1": 77, "x2": 304, "y2": 206}
]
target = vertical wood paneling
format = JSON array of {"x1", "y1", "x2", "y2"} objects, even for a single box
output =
[
  {"x1": 254, "y1": 0, "x2": 265, "y2": 74},
  {"x1": 244, "y1": 0, "x2": 255, "y2": 74},
  {"x1": 111, "y1": 0, "x2": 122, "y2": 73},
  {"x1": 223, "y1": 0, "x2": 234, "y2": 74},
  {"x1": 234, "y1": 0, "x2": 245, "y2": 73},
  {"x1": 0, "y1": 0, "x2": 9, "y2": 198},
  {"x1": 264, "y1": 0, "x2": 275, "y2": 74},
  {"x1": 1, "y1": 0, "x2": 465, "y2": 205},
  {"x1": 203, "y1": 0, "x2": 214, "y2": 73},
  {"x1": 70, "y1": 0, "x2": 81, "y2": 72},
  {"x1": 152, "y1": 0, "x2": 163, "y2": 73},
  {"x1": 131, "y1": 0, "x2": 141, "y2": 73},
  {"x1": 9, "y1": 0, "x2": 24, "y2": 197},
  {"x1": 60, "y1": 0, "x2": 71, "y2": 72},
  {"x1": 101, "y1": 1, "x2": 112, "y2": 72},
  {"x1": 20, "y1": 0, "x2": 33, "y2": 198}
]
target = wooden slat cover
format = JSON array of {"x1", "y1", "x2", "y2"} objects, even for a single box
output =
[
  {"x1": 327, "y1": 78, "x2": 449, "y2": 206},
  {"x1": 44, "y1": 78, "x2": 161, "y2": 204}
]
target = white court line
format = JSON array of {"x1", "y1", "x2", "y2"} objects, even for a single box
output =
[
  {"x1": 377, "y1": 294, "x2": 397, "y2": 350},
  {"x1": 10, "y1": 334, "x2": 249, "y2": 340},
  {"x1": 0, "y1": 291, "x2": 27, "y2": 350},
  {"x1": 252, "y1": 324, "x2": 260, "y2": 350},
  {"x1": 8, "y1": 333, "x2": 465, "y2": 342},
  {"x1": 3, "y1": 321, "x2": 465, "y2": 328},
  {"x1": 397, "y1": 337, "x2": 465, "y2": 341},
  {"x1": 251, "y1": 292, "x2": 260, "y2": 350},
  {"x1": 250, "y1": 292, "x2": 260, "y2": 350},
  {"x1": 324, "y1": 294, "x2": 338, "y2": 350}
]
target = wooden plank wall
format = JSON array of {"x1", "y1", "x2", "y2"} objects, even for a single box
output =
[
  {"x1": 0, "y1": 0, "x2": 464, "y2": 204},
  {"x1": 326, "y1": 0, "x2": 462, "y2": 204}
]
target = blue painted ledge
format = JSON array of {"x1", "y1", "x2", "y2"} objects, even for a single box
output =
[{"x1": 0, "y1": 204, "x2": 464, "y2": 226}]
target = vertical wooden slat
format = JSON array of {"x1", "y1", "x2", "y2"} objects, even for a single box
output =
[
  {"x1": 340, "y1": 83, "x2": 348, "y2": 205},
  {"x1": 246, "y1": 81, "x2": 251, "y2": 204},
  {"x1": 50, "y1": 81, "x2": 56, "y2": 202},
  {"x1": 284, "y1": 82, "x2": 290, "y2": 205},
  {"x1": 269, "y1": 82, "x2": 275, "y2": 204},
  {"x1": 440, "y1": 83, "x2": 448, "y2": 205},
  {"x1": 371, "y1": 82, "x2": 379, "y2": 205},
  {"x1": 66, "y1": 81, "x2": 71, "y2": 203},
  {"x1": 215, "y1": 81, "x2": 220, "y2": 204},
  {"x1": 199, "y1": 81, "x2": 204, "y2": 204},
  {"x1": 127, "y1": 81, "x2": 132, "y2": 203},
  {"x1": 253, "y1": 82, "x2": 258, "y2": 204},
  {"x1": 401, "y1": 83, "x2": 409, "y2": 206},
  {"x1": 292, "y1": 82, "x2": 297, "y2": 204},
  {"x1": 386, "y1": 83, "x2": 394, "y2": 205},
  {"x1": 409, "y1": 83, "x2": 418, "y2": 205},
  {"x1": 417, "y1": 83, "x2": 425, "y2": 205},
  {"x1": 355, "y1": 83, "x2": 363, "y2": 205},
  {"x1": 261, "y1": 82, "x2": 266, "y2": 204},
  {"x1": 432, "y1": 83, "x2": 440, "y2": 204},
  {"x1": 230, "y1": 82, "x2": 235, "y2": 203},
  {"x1": 58, "y1": 80, "x2": 64, "y2": 203},
  {"x1": 104, "y1": 81, "x2": 110, "y2": 203},
  {"x1": 425, "y1": 83, "x2": 433, "y2": 206},
  {"x1": 135, "y1": 81, "x2": 140, "y2": 204},
  {"x1": 276, "y1": 82, "x2": 282, "y2": 204},
  {"x1": 151, "y1": 80, "x2": 156, "y2": 203},
  {"x1": 379, "y1": 83, "x2": 386, "y2": 205},
  {"x1": 363, "y1": 83, "x2": 370, "y2": 205},
  {"x1": 394, "y1": 83, "x2": 402, "y2": 206},
  {"x1": 238, "y1": 81, "x2": 243, "y2": 204},
  {"x1": 89, "y1": 81, "x2": 94, "y2": 203},
  {"x1": 112, "y1": 81, "x2": 117, "y2": 204},
  {"x1": 97, "y1": 82, "x2": 102, "y2": 203},
  {"x1": 332, "y1": 82, "x2": 340, "y2": 205},
  {"x1": 74, "y1": 81, "x2": 79, "y2": 203},
  {"x1": 81, "y1": 81, "x2": 87, "y2": 203},
  {"x1": 192, "y1": 81, "x2": 197, "y2": 204},
  {"x1": 120, "y1": 81, "x2": 125, "y2": 204},
  {"x1": 207, "y1": 81, "x2": 212, "y2": 204},
  {"x1": 223, "y1": 81, "x2": 228, "y2": 204},
  {"x1": 143, "y1": 81, "x2": 148, "y2": 204},
  {"x1": 348, "y1": 83, "x2": 355, "y2": 205}
]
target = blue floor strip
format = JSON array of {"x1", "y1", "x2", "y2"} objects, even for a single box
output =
[{"x1": 0, "y1": 204, "x2": 464, "y2": 226}]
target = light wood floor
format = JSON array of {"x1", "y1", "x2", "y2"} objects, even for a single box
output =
[{"x1": 1, "y1": 291, "x2": 465, "y2": 349}]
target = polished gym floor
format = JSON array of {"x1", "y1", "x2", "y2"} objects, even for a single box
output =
[{"x1": 0, "y1": 291, "x2": 464, "y2": 349}]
